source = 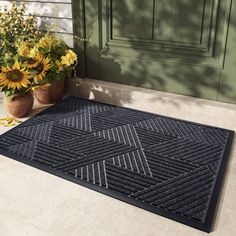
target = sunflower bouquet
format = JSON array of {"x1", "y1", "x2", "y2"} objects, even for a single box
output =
[
  {"x1": 0, "y1": 2, "x2": 78, "y2": 116},
  {"x1": 0, "y1": 2, "x2": 78, "y2": 96}
]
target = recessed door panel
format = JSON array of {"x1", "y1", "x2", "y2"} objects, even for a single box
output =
[
  {"x1": 154, "y1": 0, "x2": 206, "y2": 45},
  {"x1": 112, "y1": 0, "x2": 154, "y2": 40}
]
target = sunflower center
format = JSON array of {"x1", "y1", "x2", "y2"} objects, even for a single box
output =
[
  {"x1": 37, "y1": 63, "x2": 44, "y2": 74},
  {"x1": 27, "y1": 58, "x2": 36, "y2": 65},
  {"x1": 6, "y1": 70, "x2": 23, "y2": 82}
]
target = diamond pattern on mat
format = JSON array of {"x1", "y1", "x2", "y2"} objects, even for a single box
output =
[
  {"x1": 107, "y1": 149, "x2": 152, "y2": 176},
  {"x1": 135, "y1": 126, "x2": 175, "y2": 147},
  {"x1": 105, "y1": 162, "x2": 159, "y2": 195},
  {"x1": 0, "y1": 96, "x2": 233, "y2": 232},
  {"x1": 147, "y1": 138, "x2": 224, "y2": 165},
  {"x1": 95, "y1": 124, "x2": 142, "y2": 148},
  {"x1": 49, "y1": 123, "x2": 89, "y2": 144},
  {"x1": 59, "y1": 112, "x2": 91, "y2": 131}
]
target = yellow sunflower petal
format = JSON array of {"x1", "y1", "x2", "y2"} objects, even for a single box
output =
[{"x1": 12, "y1": 61, "x2": 21, "y2": 70}]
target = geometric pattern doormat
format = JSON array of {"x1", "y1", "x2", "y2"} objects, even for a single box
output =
[{"x1": 0, "y1": 96, "x2": 233, "y2": 232}]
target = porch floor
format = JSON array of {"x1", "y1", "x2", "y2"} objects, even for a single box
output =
[{"x1": 0, "y1": 79, "x2": 236, "y2": 236}]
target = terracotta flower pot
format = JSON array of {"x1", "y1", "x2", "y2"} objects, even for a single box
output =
[
  {"x1": 34, "y1": 79, "x2": 65, "y2": 104},
  {"x1": 3, "y1": 92, "x2": 34, "y2": 118}
]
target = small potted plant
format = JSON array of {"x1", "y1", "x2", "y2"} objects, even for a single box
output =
[
  {"x1": 0, "y1": 60, "x2": 34, "y2": 118},
  {"x1": 0, "y1": 2, "x2": 40, "y2": 117}
]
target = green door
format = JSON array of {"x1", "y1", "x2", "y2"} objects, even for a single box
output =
[{"x1": 74, "y1": 0, "x2": 236, "y2": 103}]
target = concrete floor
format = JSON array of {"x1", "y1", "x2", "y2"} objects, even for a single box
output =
[{"x1": 0, "y1": 79, "x2": 236, "y2": 236}]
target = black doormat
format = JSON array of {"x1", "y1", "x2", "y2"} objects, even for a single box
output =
[{"x1": 0, "y1": 96, "x2": 233, "y2": 232}]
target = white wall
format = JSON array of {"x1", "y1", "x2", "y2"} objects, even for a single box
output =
[{"x1": 0, "y1": 0, "x2": 73, "y2": 98}]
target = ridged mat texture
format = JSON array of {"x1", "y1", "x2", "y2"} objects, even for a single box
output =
[{"x1": 0, "y1": 96, "x2": 234, "y2": 232}]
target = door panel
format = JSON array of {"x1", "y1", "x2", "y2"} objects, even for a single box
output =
[
  {"x1": 75, "y1": 0, "x2": 234, "y2": 102},
  {"x1": 112, "y1": 0, "x2": 154, "y2": 40},
  {"x1": 154, "y1": 0, "x2": 205, "y2": 44}
]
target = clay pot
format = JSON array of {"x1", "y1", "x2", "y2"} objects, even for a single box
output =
[
  {"x1": 4, "y1": 92, "x2": 34, "y2": 118},
  {"x1": 34, "y1": 79, "x2": 65, "y2": 104}
]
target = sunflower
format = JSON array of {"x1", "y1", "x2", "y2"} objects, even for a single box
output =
[
  {"x1": 25, "y1": 58, "x2": 39, "y2": 68},
  {"x1": 18, "y1": 43, "x2": 31, "y2": 57},
  {"x1": 38, "y1": 34, "x2": 58, "y2": 49},
  {"x1": 35, "y1": 57, "x2": 51, "y2": 81},
  {"x1": 0, "y1": 61, "x2": 31, "y2": 90},
  {"x1": 25, "y1": 53, "x2": 42, "y2": 68}
]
